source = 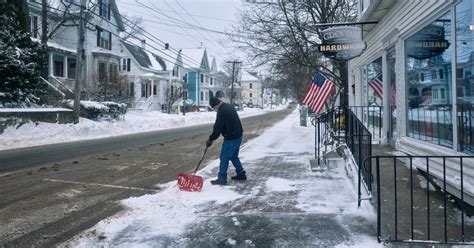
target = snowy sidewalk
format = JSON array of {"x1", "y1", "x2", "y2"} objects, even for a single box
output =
[{"x1": 65, "y1": 109, "x2": 381, "y2": 247}]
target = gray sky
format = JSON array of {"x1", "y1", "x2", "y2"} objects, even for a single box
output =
[{"x1": 116, "y1": 0, "x2": 243, "y2": 66}]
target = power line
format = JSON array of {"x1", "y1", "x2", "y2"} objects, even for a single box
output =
[
  {"x1": 174, "y1": 0, "x2": 227, "y2": 51},
  {"x1": 62, "y1": 0, "x2": 205, "y2": 68},
  {"x1": 118, "y1": 1, "x2": 238, "y2": 23},
  {"x1": 29, "y1": 1, "x2": 201, "y2": 70},
  {"x1": 135, "y1": 0, "x2": 228, "y2": 56},
  {"x1": 163, "y1": 0, "x2": 224, "y2": 52}
]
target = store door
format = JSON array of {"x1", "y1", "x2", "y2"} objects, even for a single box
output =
[{"x1": 387, "y1": 48, "x2": 397, "y2": 147}]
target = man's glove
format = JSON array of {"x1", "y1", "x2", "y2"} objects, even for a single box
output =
[{"x1": 206, "y1": 139, "x2": 213, "y2": 148}]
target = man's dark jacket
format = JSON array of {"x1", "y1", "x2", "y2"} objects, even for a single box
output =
[{"x1": 209, "y1": 103, "x2": 243, "y2": 141}]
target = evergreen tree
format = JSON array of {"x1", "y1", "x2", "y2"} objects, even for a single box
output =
[{"x1": 0, "y1": 11, "x2": 47, "y2": 108}]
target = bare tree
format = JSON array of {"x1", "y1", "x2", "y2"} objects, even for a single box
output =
[
  {"x1": 121, "y1": 14, "x2": 145, "y2": 41},
  {"x1": 232, "y1": 0, "x2": 357, "y2": 107},
  {"x1": 163, "y1": 84, "x2": 183, "y2": 114},
  {"x1": 92, "y1": 68, "x2": 132, "y2": 104}
]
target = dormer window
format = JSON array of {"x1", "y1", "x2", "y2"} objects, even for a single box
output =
[{"x1": 99, "y1": 0, "x2": 110, "y2": 20}]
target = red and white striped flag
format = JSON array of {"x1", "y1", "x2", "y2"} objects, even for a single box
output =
[
  {"x1": 302, "y1": 72, "x2": 335, "y2": 114},
  {"x1": 369, "y1": 74, "x2": 383, "y2": 100}
]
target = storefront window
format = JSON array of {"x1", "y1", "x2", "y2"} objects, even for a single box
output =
[
  {"x1": 456, "y1": 0, "x2": 474, "y2": 153},
  {"x1": 366, "y1": 58, "x2": 383, "y2": 106},
  {"x1": 406, "y1": 11, "x2": 453, "y2": 148}
]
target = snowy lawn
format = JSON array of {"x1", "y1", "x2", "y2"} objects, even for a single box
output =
[
  {"x1": 63, "y1": 108, "x2": 380, "y2": 247},
  {"x1": 0, "y1": 106, "x2": 286, "y2": 151}
]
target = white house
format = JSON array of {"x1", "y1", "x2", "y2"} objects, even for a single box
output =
[
  {"x1": 240, "y1": 70, "x2": 262, "y2": 107},
  {"x1": 28, "y1": 0, "x2": 126, "y2": 100},
  {"x1": 120, "y1": 41, "x2": 185, "y2": 111}
]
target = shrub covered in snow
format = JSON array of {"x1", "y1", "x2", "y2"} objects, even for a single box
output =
[{"x1": 62, "y1": 100, "x2": 127, "y2": 121}]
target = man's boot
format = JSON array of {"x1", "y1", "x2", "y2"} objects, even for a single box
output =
[{"x1": 231, "y1": 171, "x2": 247, "y2": 181}]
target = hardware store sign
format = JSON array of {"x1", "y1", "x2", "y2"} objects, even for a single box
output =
[{"x1": 319, "y1": 26, "x2": 366, "y2": 61}]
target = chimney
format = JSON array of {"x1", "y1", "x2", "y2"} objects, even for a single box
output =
[
  {"x1": 165, "y1": 43, "x2": 169, "y2": 49},
  {"x1": 141, "y1": 39, "x2": 146, "y2": 49}
]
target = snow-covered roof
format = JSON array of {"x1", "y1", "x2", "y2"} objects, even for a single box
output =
[
  {"x1": 31, "y1": 38, "x2": 76, "y2": 54},
  {"x1": 210, "y1": 56, "x2": 218, "y2": 72},
  {"x1": 155, "y1": 49, "x2": 180, "y2": 71},
  {"x1": 241, "y1": 70, "x2": 259, "y2": 82},
  {"x1": 181, "y1": 48, "x2": 207, "y2": 69},
  {"x1": 122, "y1": 42, "x2": 165, "y2": 71}
]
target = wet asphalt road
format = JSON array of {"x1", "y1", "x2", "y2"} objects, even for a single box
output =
[{"x1": 0, "y1": 108, "x2": 293, "y2": 247}]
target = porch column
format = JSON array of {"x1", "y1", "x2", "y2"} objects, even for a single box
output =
[
  {"x1": 151, "y1": 78, "x2": 154, "y2": 96},
  {"x1": 382, "y1": 49, "x2": 389, "y2": 145},
  {"x1": 63, "y1": 56, "x2": 68, "y2": 79},
  {"x1": 49, "y1": 53, "x2": 53, "y2": 77}
]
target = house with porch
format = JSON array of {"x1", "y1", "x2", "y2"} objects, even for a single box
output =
[
  {"x1": 27, "y1": 0, "x2": 126, "y2": 101},
  {"x1": 120, "y1": 41, "x2": 163, "y2": 110}
]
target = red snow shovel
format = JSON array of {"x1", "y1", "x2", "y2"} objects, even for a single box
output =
[{"x1": 177, "y1": 146, "x2": 208, "y2": 192}]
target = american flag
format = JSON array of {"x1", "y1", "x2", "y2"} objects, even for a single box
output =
[
  {"x1": 369, "y1": 74, "x2": 383, "y2": 100},
  {"x1": 302, "y1": 72, "x2": 335, "y2": 114}
]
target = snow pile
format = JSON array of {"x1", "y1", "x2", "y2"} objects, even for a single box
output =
[{"x1": 0, "y1": 106, "x2": 285, "y2": 150}]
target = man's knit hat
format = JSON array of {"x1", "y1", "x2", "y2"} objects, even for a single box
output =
[{"x1": 209, "y1": 96, "x2": 221, "y2": 107}]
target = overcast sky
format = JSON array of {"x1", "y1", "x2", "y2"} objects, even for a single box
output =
[{"x1": 116, "y1": 0, "x2": 244, "y2": 67}]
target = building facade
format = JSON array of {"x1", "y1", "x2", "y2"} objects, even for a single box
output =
[
  {"x1": 349, "y1": 0, "x2": 473, "y2": 203},
  {"x1": 181, "y1": 48, "x2": 212, "y2": 110},
  {"x1": 241, "y1": 70, "x2": 262, "y2": 107},
  {"x1": 28, "y1": 0, "x2": 126, "y2": 99}
]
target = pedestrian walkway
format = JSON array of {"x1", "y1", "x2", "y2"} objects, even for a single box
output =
[{"x1": 66, "y1": 110, "x2": 381, "y2": 247}]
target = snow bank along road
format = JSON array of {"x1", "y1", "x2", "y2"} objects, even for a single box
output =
[{"x1": 0, "y1": 108, "x2": 293, "y2": 247}]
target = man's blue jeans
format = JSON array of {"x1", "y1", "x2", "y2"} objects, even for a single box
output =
[{"x1": 218, "y1": 137, "x2": 244, "y2": 182}]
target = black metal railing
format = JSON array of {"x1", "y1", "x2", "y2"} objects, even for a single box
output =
[
  {"x1": 365, "y1": 155, "x2": 474, "y2": 244},
  {"x1": 350, "y1": 105, "x2": 382, "y2": 142},
  {"x1": 312, "y1": 107, "x2": 372, "y2": 187},
  {"x1": 311, "y1": 107, "x2": 346, "y2": 164},
  {"x1": 346, "y1": 109, "x2": 373, "y2": 202}
]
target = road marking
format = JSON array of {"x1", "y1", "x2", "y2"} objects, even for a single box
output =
[{"x1": 43, "y1": 178, "x2": 160, "y2": 192}]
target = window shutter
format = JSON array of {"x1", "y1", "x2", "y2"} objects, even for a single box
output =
[
  {"x1": 107, "y1": 2, "x2": 111, "y2": 20},
  {"x1": 108, "y1": 32, "x2": 112, "y2": 50},
  {"x1": 97, "y1": 28, "x2": 101, "y2": 47},
  {"x1": 98, "y1": 0, "x2": 102, "y2": 15},
  {"x1": 127, "y1": 58, "x2": 131, "y2": 71}
]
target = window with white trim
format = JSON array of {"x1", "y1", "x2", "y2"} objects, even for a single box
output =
[
  {"x1": 97, "y1": 27, "x2": 111, "y2": 50},
  {"x1": 120, "y1": 58, "x2": 131, "y2": 72},
  {"x1": 99, "y1": 0, "x2": 110, "y2": 19}
]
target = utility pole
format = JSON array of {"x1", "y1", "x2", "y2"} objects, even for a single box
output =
[
  {"x1": 40, "y1": 0, "x2": 49, "y2": 79},
  {"x1": 225, "y1": 60, "x2": 241, "y2": 105},
  {"x1": 73, "y1": 0, "x2": 86, "y2": 123}
]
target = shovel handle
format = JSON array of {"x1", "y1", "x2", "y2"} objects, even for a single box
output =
[{"x1": 193, "y1": 146, "x2": 208, "y2": 175}]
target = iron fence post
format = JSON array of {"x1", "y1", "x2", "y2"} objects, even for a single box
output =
[{"x1": 376, "y1": 156, "x2": 381, "y2": 243}]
